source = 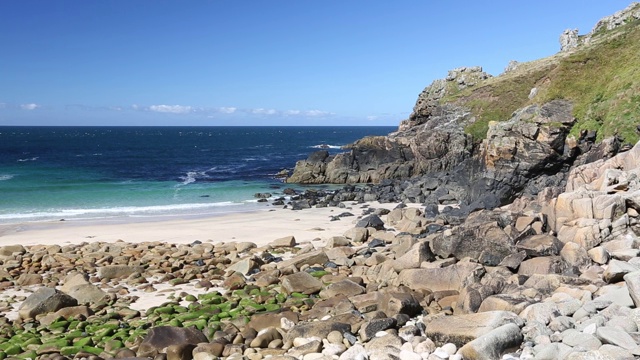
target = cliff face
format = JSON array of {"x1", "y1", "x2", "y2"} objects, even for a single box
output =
[{"x1": 286, "y1": 3, "x2": 640, "y2": 208}]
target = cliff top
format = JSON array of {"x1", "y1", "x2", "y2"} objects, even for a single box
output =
[{"x1": 409, "y1": 2, "x2": 640, "y2": 143}]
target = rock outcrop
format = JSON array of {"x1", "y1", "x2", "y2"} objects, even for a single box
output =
[{"x1": 288, "y1": 97, "x2": 585, "y2": 212}]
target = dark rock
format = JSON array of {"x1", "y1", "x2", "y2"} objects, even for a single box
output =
[
  {"x1": 291, "y1": 200, "x2": 312, "y2": 210},
  {"x1": 356, "y1": 214, "x2": 385, "y2": 230},
  {"x1": 359, "y1": 318, "x2": 397, "y2": 341},
  {"x1": 516, "y1": 235, "x2": 563, "y2": 257},
  {"x1": 368, "y1": 239, "x2": 386, "y2": 248},
  {"x1": 137, "y1": 326, "x2": 208, "y2": 358},
  {"x1": 18, "y1": 287, "x2": 78, "y2": 320},
  {"x1": 430, "y1": 210, "x2": 515, "y2": 266}
]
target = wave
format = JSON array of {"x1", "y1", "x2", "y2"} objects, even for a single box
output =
[
  {"x1": 179, "y1": 171, "x2": 199, "y2": 185},
  {"x1": 242, "y1": 156, "x2": 269, "y2": 162},
  {"x1": 0, "y1": 201, "x2": 247, "y2": 222},
  {"x1": 0, "y1": 174, "x2": 14, "y2": 181},
  {"x1": 17, "y1": 157, "x2": 39, "y2": 162},
  {"x1": 311, "y1": 144, "x2": 342, "y2": 149}
]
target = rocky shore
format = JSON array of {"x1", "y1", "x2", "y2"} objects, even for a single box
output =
[
  {"x1": 3, "y1": 140, "x2": 640, "y2": 359},
  {"x1": 3, "y1": 4, "x2": 640, "y2": 360}
]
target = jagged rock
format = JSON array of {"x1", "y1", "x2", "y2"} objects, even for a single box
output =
[
  {"x1": 226, "y1": 257, "x2": 261, "y2": 276},
  {"x1": 588, "y1": 246, "x2": 610, "y2": 264},
  {"x1": 18, "y1": 287, "x2": 78, "y2": 320},
  {"x1": 603, "y1": 260, "x2": 639, "y2": 283},
  {"x1": 359, "y1": 317, "x2": 397, "y2": 342},
  {"x1": 356, "y1": 214, "x2": 385, "y2": 230},
  {"x1": 561, "y1": 242, "x2": 591, "y2": 269},
  {"x1": 430, "y1": 210, "x2": 515, "y2": 266},
  {"x1": 137, "y1": 326, "x2": 208, "y2": 358},
  {"x1": 392, "y1": 241, "x2": 435, "y2": 271},
  {"x1": 560, "y1": 29, "x2": 579, "y2": 52}
]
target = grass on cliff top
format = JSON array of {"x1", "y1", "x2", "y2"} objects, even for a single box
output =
[
  {"x1": 538, "y1": 20, "x2": 640, "y2": 143},
  {"x1": 444, "y1": 17, "x2": 640, "y2": 143}
]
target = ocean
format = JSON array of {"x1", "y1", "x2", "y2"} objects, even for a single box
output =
[{"x1": 0, "y1": 126, "x2": 396, "y2": 224}]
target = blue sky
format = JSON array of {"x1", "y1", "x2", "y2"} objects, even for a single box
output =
[{"x1": 0, "y1": 1, "x2": 631, "y2": 126}]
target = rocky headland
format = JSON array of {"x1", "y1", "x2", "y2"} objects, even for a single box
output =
[{"x1": 3, "y1": 3, "x2": 640, "y2": 360}]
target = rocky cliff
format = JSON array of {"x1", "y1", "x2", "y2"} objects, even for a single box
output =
[{"x1": 287, "y1": 2, "x2": 640, "y2": 210}]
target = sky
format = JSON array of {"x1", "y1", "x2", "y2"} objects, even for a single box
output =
[{"x1": 0, "y1": 1, "x2": 632, "y2": 126}]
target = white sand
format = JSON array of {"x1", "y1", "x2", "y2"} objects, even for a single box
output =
[{"x1": 0, "y1": 201, "x2": 404, "y2": 247}]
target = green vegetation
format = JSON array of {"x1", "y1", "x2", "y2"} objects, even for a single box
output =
[
  {"x1": 539, "y1": 21, "x2": 640, "y2": 142},
  {"x1": 441, "y1": 15, "x2": 640, "y2": 143}
]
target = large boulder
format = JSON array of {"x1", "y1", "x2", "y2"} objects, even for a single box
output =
[
  {"x1": 458, "y1": 323, "x2": 523, "y2": 360},
  {"x1": 424, "y1": 311, "x2": 523, "y2": 347},
  {"x1": 430, "y1": 210, "x2": 515, "y2": 266},
  {"x1": 281, "y1": 272, "x2": 323, "y2": 295},
  {"x1": 61, "y1": 273, "x2": 110, "y2": 305},
  {"x1": 396, "y1": 261, "x2": 485, "y2": 292},
  {"x1": 18, "y1": 287, "x2": 78, "y2": 320}
]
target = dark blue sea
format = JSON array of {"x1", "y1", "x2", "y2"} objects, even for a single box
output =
[{"x1": 0, "y1": 126, "x2": 395, "y2": 223}]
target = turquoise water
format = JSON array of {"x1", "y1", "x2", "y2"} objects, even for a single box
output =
[{"x1": 0, "y1": 126, "x2": 395, "y2": 223}]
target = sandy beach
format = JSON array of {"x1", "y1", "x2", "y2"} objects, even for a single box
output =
[{"x1": 0, "y1": 201, "x2": 400, "y2": 248}]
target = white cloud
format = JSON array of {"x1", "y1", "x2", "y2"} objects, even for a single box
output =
[
  {"x1": 285, "y1": 110, "x2": 301, "y2": 115},
  {"x1": 251, "y1": 108, "x2": 278, "y2": 115},
  {"x1": 305, "y1": 109, "x2": 333, "y2": 117},
  {"x1": 219, "y1": 107, "x2": 237, "y2": 114},
  {"x1": 148, "y1": 104, "x2": 193, "y2": 114},
  {"x1": 20, "y1": 103, "x2": 40, "y2": 110},
  {"x1": 367, "y1": 115, "x2": 379, "y2": 121}
]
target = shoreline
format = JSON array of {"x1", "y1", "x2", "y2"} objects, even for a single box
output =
[{"x1": 0, "y1": 201, "x2": 401, "y2": 247}]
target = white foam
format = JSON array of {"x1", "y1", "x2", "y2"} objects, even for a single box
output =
[
  {"x1": 311, "y1": 144, "x2": 342, "y2": 149},
  {"x1": 180, "y1": 171, "x2": 198, "y2": 185},
  {"x1": 0, "y1": 201, "x2": 246, "y2": 222},
  {"x1": 17, "y1": 156, "x2": 38, "y2": 162},
  {"x1": 0, "y1": 174, "x2": 14, "y2": 181}
]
